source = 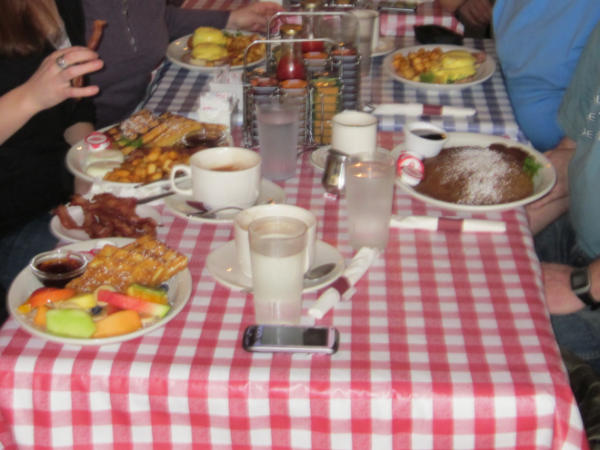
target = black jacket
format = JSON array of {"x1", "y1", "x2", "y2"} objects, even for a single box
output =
[{"x1": 0, "y1": 0, "x2": 95, "y2": 233}]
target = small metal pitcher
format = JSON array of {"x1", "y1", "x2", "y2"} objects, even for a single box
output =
[{"x1": 321, "y1": 148, "x2": 349, "y2": 196}]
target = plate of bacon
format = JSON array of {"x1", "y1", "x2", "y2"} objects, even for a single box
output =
[{"x1": 50, "y1": 193, "x2": 162, "y2": 243}]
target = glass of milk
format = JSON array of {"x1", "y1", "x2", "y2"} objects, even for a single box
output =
[{"x1": 249, "y1": 216, "x2": 308, "y2": 324}]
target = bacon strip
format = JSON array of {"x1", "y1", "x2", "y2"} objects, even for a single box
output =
[
  {"x1": 73, "y1": 20, "x2": 107, "y2": 88},
  {"x1": 87, "y1": 20, "x2": 107, "y2": 51}
]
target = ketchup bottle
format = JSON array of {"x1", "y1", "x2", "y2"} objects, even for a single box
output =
[
  {"x1": 277, "y1": 24, "x2": 306, "y2": 80},
  {"x1": 301, "y1": 0, "x2": 324, "y2": 53}
]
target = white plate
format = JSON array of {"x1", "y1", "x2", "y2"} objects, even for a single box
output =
[
  {"x1": 372, "y1": 37, "x2": 395, "y2": 58},
  {"x1": 49, "y1": 205, "x2": 163, "y2": 243},
  {"x1": 383, "y1": 44, "x2": 496, "y2": 91},
  {"x1": 309, "y1": 146, "x2": 398, "y2": 170},
  {"x1": 65, "y1": 135, "x2": 175, "y2": 195},
  {"x1": 207, "y1": 240, "x2": 345, "y2": 293},
  {"x1": 166, "y1": 32, "x2": 265, "y2": 72},
  {"x1": 7, "y1": 238, "x2": 192, "y2": 346},
  {"x1": 164, "y1": 179, "x2": 286, "y2": 224},
  {"x1": 395, "y1": 132, "x2": 557, "y2": 213}
]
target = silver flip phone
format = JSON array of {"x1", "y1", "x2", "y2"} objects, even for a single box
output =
[{"x1": 242, "y1": 324, "x2": 339, "y2": 354}]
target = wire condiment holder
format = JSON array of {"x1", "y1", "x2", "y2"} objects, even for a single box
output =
[{"x1": 239, "y1": 11, "x2": 361, "y2": 149}]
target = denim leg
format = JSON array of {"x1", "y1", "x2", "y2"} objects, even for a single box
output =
[
  {"x1": 534, "y1": 214, "x2": 577, "y2": 264},
  {"x1": 551, "y1": 310, "x2": 600, "y2": 375}
]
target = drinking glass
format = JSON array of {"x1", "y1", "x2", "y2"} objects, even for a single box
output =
[
  {"x1": 345, "y1": 152, "x2": 395, "y2": 250},
  {"x1": 249, "y1": 216, "x2": 308, "y2": 324},
  {"x1": 255, "y1": 99, "x2": 300, "y2": 181}
]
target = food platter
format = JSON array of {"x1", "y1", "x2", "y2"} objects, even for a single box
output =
[
  {"x1": 166, "y1": 31, "x2": 265, "y2": 72},
  {"x1": 395, "y1": 132, "x2": 556, "y2": 213},
  {"x1": 7, "y1": 238, "x2": 192, "y2": 346},
  {"x1": 50, "y1": 205, "x2": 162, "y2": 243},
  {"x1": 383, "y1": 44, "x2": 496, "y2": 92}
]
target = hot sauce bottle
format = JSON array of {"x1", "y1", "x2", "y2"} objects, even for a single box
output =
[{"x1": 277, "y1": 24, "x2": 306, "y2": 81}]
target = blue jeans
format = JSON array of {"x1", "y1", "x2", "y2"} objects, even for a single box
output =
[
  {"x1": 0, "y1": 213, "x2": 57, "y2": 323},
  {"x1": 535, "y1": 214, "x2": 600, "y2": 373}
]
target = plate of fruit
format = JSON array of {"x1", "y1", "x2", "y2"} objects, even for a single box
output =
[{"x1": 7, "y1": 236, "x2": 192, "y2": 346}]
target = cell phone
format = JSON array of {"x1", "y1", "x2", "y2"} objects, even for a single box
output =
[{"x1": 242, "y1": 324, "x2": 339, "y2": 354}]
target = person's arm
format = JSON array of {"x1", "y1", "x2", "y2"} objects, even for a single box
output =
[
  {"x1": 0, "y1": 46, "x2": 102, "y2": 145},
  {"x1": 543, "y1": 258, "x2": 600, "y2": 314},
  {"x1": 526, "y1": 137, "x2": 576, "y2": 234},
  {"x1": 440, "y1": 0, "x2": 492, "y2": 30},
  {"x1": 226, "y1": 2, "x2": 283, "y2": 33}
]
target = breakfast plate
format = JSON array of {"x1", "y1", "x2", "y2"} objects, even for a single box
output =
[
  {"x1": 383, "y1": 44, "x2": 496, "y2": 92},
  {"x1": 49, "y1": 205, "x2": 162, "y2": 243},
  {"x1": 207, "y1": 240, "x2": 345, "y2": 293},
  {"x1": 166, "y1": 31, "x2": 265, "y2": 72},
  {"x1": 310, "y1": 145, "x2": 399, "y2": 170},
  {"x1": 164, "y1": 179, "x2": 286, "y2": 224},
  {"x1": 395, "y1": 132, "x2": 557, "y2": 213},
  {"x1": 7, "y1": 238, "x2": 193, "y2": 346}
]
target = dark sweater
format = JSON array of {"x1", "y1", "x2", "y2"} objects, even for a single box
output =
[
  {"x1": 0, "y1": 0, "x2": 95, "y2": 233},
  {"x1": 82, "y1": 0, "x2": 230, "y2": 128}
]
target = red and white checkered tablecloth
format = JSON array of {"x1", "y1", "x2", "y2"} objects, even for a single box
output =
[
  {"x1": 0, "y1": 36, "x2": 588, "y2": 450},
  {"x1": 182, "y1": 0, "x2": 464, "y2": 37}
]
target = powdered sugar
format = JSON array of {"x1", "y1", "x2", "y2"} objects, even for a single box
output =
[{"x1": 440, "y1": 147, "x2": 517, "y2": 204}]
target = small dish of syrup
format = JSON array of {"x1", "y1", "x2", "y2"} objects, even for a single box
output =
[{"x1": 29, "y1": 250, "x2": 88, "y2": 287}]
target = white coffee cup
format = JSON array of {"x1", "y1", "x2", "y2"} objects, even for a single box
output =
[
  {"x1": 234, "y1": 204, "x2": 317, "y2": 277},
  {"x1": 332, "y1": 110, "x2": 378, "y2": 156},
  {"x1": 169, "y1": 147, "x2": 261, "y2": 210},
  {"x1": 404, "y1": 121, "x2": 448, "y2": 159}
]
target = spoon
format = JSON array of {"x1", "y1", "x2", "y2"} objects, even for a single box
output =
[
  {"x1": 187, "y1": 205, "x2": 243, "y2": 219},
  {"x1": 304, "y1": 262, "x2": 336, "y2": 281}
]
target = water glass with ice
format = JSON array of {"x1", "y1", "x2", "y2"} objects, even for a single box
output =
[
  {"x1": 249, "y1": 216, "x2": 308, "y2": 324},
  {"x1": 255, "y1": 99, "x2": 300, "y2": 181},
  {"x1": 345, "y1": 152, "x2": 395, "y2": 250}
]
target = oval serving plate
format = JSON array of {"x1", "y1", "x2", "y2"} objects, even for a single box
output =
[
  {"x1": 383, "y1": 44, "x2": 496, "y2": 92},
  {"x1": 395, "y1": 132, "x2": 556, "y2": 213},
  {"x1": 50, "y1": 205, "x2": 163, "y2": 243},
  {"x1": 7, "y1": 238, "x2": 192, "y2": 346},
  {"x1": 166, "y1": 31, "x2": 265, "y2": 72}
]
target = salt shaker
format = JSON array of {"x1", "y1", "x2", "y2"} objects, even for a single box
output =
[{"x1": 322, "y1": 148, "x2": 349, "y2": 196}]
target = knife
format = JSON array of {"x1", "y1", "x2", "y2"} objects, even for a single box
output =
[
  {"x1": 371, "y1": 103, "x2": 476, "y2": 118},
  {"x1": 136, "y1": 190, "x2": 175, "y2": 204}
]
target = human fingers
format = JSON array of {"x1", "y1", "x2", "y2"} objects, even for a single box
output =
[{"x1": 54, "y1": 46, "x2": 102, "y2": 73}]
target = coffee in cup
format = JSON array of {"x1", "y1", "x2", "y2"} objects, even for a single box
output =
[{"x1": 169, "y1": 147, "x2": 261, "y2": 210}]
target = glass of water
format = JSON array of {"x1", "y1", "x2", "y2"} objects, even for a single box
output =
[
  {"x1": 249, "y1": 216, "x2": 308, "y2": 324},
  {"x1": 345, "y1": 151, "x2": 395, "y2": 250},
  {"x1": 255, "y1": 99, "x2": 301, "y2": 181}
]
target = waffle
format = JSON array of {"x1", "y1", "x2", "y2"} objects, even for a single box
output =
[{"x1": 67, "y1": 236, "x2": 188, "y2": 293}]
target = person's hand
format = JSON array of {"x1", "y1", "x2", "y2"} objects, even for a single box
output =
[
  {"x1": 526, "y1": 139, "x2": 575, "y2": 233},
  {"x1": 227, "y1": 2, "x2": 283, "y2": 33},
  {"x1": 542, "y1": 262, "x2": 586, "y2": 315},
  {"x1": 21, "y1": 46, "x2": 103, "y2": 113},
  {"x1": 456, "y1": 0, "x2": 492, "y2": 29}
]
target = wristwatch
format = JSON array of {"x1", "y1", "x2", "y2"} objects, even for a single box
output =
[{"x1": 570, "y1": 267, "x2": 599, "y2": 310}]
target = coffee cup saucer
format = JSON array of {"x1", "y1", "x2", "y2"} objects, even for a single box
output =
[
  {"x1": 164, "y1": 178, "x2": 286, "y2": 224},
  {"x1": 310, "y1": 146, "x2": 397, "y2": 170},
  {"x1": 206, "y1": 239, "x2": 345, "y2": 293}
]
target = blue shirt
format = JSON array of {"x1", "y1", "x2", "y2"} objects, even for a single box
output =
[
  {"x1": 493, "y1": 1, "x2": 600, "y2": 151},
  {"x1": 558, "y1": 20, "x2": 600, "y2": 258}
]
